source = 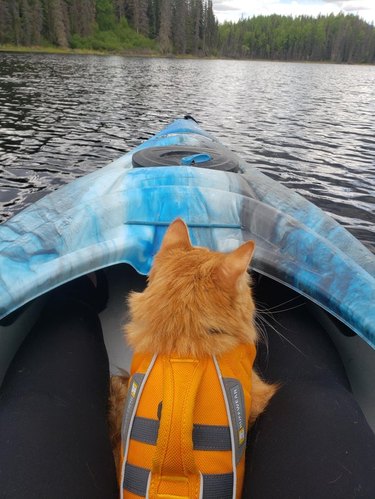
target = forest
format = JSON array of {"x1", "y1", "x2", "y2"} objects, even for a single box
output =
[
  {"x1": 220, "y1": 13, "x2": 375, "y2": 63},
  {"x1": 0, "y1": 0, "x2": 374, "y2": 63}
]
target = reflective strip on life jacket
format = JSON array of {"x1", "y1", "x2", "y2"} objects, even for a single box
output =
[{"x1": 120, "y1": 354, "x2": 157, "y2": 499}]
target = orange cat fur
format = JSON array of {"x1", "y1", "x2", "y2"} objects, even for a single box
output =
[
  {"x1": 108, "y1": 374, "x2": 129, "y2": 474},
  {"x1": 109, "y1": 218, "x2": 277, "y2": 474}
]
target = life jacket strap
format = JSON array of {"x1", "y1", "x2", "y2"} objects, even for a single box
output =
[
  {"x1": 123, "y1": 462, "x2": 234, "y2": 499},
  {"x1": 130, "y1": 416, "x2": 232, "y2": 451},
  {"x1": 148, "y1": 357, "x2": 206, "y2": 498}
]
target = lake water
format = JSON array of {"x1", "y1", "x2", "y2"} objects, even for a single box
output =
[{"x1": 0, "y1": 53, "x2": 374, "y2": 253}]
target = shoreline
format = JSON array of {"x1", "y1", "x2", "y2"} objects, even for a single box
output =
[
  {"x1": 0, "y1": 44, "x2": 373, "y2": 65},
  {"x1": 0, "y1": 44, "x2": 217, "y2": 59}
]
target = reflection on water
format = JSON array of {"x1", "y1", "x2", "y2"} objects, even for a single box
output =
[{"x1": 0, "y1": 53, "x2": 374, "y2": 252}]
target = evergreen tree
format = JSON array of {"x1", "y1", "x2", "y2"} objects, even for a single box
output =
[
  {"x1": 18, "y1": 0, "x2": 32, "y2": 45},
  {"x1": 30, "y1": 0, "x2": 43, "y2": 44},
  {"x1": 204, "y1": 0, "x2": 217, "y2": 53},
  {"x1": 148, "y1": 0, "x2": 160, "y2": 39},
  {"x1": 159, "y1": 0, "x2": 172, "y2": 53},
  {"x1": 96, "y1": 0, "x2": 116, "y2": 31},
  {"x1": 0, "y1": 0, "x2": 9, "y2": 43},
  {"x1": 133, "y1": 0, "x2": 148, "y2": 35},
  {"x1": 9, "y1": 0, "x2": 21, "y2": 45},
  {"x1": 113, "y1": 0, "x2": 127, "y2": 20},
  {"x1": 194, "y1": 0, "x2": 203, "y2": 54},
  {"x1": 42, "y1": 0, "x2": 69, "y2": 47},
  {"x1": 173, "y1": 0, "x2": 187, "y2": 53},
  {"x1": 69, "y1": 0, "x2": 96, "y2": 37}
]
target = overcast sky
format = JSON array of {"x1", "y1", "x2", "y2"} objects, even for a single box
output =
[{"x1": 212, "y1": 0, "x2": 375, "y2": 25}]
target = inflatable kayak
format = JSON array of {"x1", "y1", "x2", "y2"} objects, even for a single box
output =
[{"x1": 0, "y1": 116, "x2": 374, "y2": 430}]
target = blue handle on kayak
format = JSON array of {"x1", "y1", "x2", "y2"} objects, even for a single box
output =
[{"x1": 181, "y1": 153, "x2": 212, "y2": 165}]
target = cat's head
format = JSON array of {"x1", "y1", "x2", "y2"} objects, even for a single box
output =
[{"x1": 125, "y1": 219, "x2": 257, "y2": 357}]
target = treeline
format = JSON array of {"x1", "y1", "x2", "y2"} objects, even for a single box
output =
[
  {"x1": 0, "y1": 0, "x2": 218, "y2": 54},
  {"x1": 219, "y1": 14, "x2": 375, "y2": 63},
  {"x1": 0, "y1": 1, "x2": 374, "y2": 63}
]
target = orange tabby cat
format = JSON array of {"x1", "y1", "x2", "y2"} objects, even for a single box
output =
[{"x1": 109, "y1": 218, "x2": 277, "y2": 497}]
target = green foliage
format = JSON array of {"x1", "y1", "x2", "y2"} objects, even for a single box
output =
[
  {"x1": 70, "y1": 17, "x2": 157, "y2": 51},
  {"x1": 114, "y1": 18, "x2": 156, "y2": 49},
  {"x1": 70, "y1": 33, "x2": 92, "y2": 50},
  {"x1": 95, "y1": 0, "x2": 116, "y2": 31}
]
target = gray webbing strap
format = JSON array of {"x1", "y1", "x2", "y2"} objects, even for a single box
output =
[
  {"x1": 202, "y1": 472, "x2": 234, "y2": 498},
  {"x1": 130, "y1": 416, "x2": 231, "y2": 451},
  {"x1": 123, "y1": 463, "x2": 149, "y2": 497},
  {"x1": 131, "y1": 416, "x2": 159, "y2": 445},
  {"x1": 123, "y1": 463, "x2": 233, "y2": 499},
  {"x1": 193, "y1": 424, "x2": 232, "y2": 451}
]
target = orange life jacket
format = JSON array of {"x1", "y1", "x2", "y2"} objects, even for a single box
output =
[{"x1": 120, "y1": 343, "x2": 256, "y2": 499}]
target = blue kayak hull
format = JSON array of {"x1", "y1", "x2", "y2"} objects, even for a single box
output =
[{"x1": 0, "y1": 118, "x2": 374, "y2": 349}]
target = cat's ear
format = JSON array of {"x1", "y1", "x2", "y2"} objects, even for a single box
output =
[
  {"x1": 159, "y1": 218, "x2": 192, "y2": 252},
  {"x1": 218, "y1": 240, "x2": 255, "y2": 287}
]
